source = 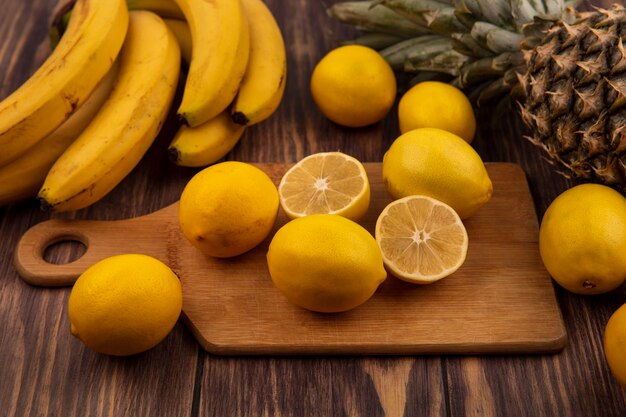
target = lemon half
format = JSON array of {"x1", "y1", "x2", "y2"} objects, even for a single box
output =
[
  {"x1": 278, "y1": 152, "x2": 370, "y2": 221},
  {"x1": 375, "y1": 195, "x2": 469, "y2": 284}
]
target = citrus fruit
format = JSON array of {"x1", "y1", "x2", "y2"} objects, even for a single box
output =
[
  {"x1": 310, "y1": 45, "x2": 396, "y2": 127},
  {"x1": 604, "y1": 303, "x2": 626, "y2": 388},
  {"x1": 382, "y1": 128, "x2": 492, "y2": 219},
  {"x1": 278, "y1": 152, "x2": 370, "y2": 221},
  {"x1": 375, "y1": 195, "x2": 468, "y2": 284},
  {"x1": 539, "y1": 183, "x2": 626, "y2": 295},
  {"x1": 266, "y1": 214, "x2": 386, "y2": 313},
  {"x1": 178, "y1": 161, "x2": 279, "y2": 258},
  {"x1": 68, "y1": 254, "x2": 182, "y2": 356},
  {"x1": 398, "y1": 81, "x2": 476, "y2": 143}
]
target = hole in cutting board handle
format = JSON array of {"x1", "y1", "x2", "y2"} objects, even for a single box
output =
[{"x1": 42, "y1": 236, "x2": 87, "y2": 265}]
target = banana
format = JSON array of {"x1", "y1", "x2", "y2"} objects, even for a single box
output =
[
  {"x1": 231, "y1": 0, "x2": 287, "y2": 126},
  {"x1": 0, "y1": 0, "x2": 128, "y2": 167},
  {"x1": 175, "y1": 0, "x2": 250, "y2": 127},
  {"x1": 51, "y1": 0, "x2": 184, "y2": 49},
  {"x1": 0, "y1": 62, "x2": 120, "y2": 206},
  {"x1": 168, "y1": 111, "x2": 246, "y2": 167},
  {"x1": 127, "y1": 0, "x2": 185, "y2": 19},
  {"x1": 38, "y1": 11, "x2": 181, "y2": 212},
  {"x1": 163, "y1": 19, "x2": 192, "y2": 66}
]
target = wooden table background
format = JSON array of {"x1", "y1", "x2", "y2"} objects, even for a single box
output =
[{"x1": 1, "y1": 0, "x2": 625, "y2": 416}]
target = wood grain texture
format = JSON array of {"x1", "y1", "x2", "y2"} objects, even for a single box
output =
[
  {"x1": 14, "y1": 163, "x2": 566, "y2": 355},
  {"x1": 0, "y1": 0, "x2": 625, "y2": 416}
]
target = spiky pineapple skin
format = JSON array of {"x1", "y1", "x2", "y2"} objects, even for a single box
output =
[{"x1": 519, "y1": 5, "x2": 626, "y2": 188}]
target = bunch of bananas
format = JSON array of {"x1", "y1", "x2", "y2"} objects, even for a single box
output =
[{"x1": 0, "y1": 0, "x2": 287, "y2": 211}]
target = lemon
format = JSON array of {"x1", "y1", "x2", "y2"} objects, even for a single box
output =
[
  {"x1": 179, "y1": 161, "x2": 279, "y2": 258},
  {"x1": 278, "y1": 152, "x2": 370, "y2": 221},
  {"x1": 382, "y1": 128, "x2": 492, "y2": 219},
  {"x1": 376, "y1": 196, "x2": 468, "y2": 284},
  {"x1": 539, "y1": 184, "x2": 626, "y2": 295},
  {"x1": 604, "y1": 303, "x2": 626, "y2": 388},
  {"x1": 68, "y1": 254, "x2": 182, "y2": 356},
  {"x1": 398, "y1": 81, "x2": 476, "y2": 143},
  {"x1": 266, "y1": 214, "x2": 386, "y2": 313},
  {"x1": 310, "y1": 45, "x2": 396, "y2": 127}
]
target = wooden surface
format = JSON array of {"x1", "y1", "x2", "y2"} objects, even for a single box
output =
[
  {"x1": 0, "y1": 0, "x2": 625, "y2": 415},
  {"x1": 14, "y1": 163, "x2": 567, "y2": 355}
]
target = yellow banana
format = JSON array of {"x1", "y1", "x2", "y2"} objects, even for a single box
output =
[
  {"x1": 50, "y1": 0, "x2": 184, "y2": 49},
  {"x1": 0, "y1": 0, "x2": 128, "y2": 167},
  {"x1": 127, "y1": 0, "x2": 185, "y2": 19},
  {"x1": 38, "y1": 11, "x2": 181, "y2": 212},
  {"x1": 0, "y1": 62, "x2": 120, "y2": 206},
  {"x1": 232, "y1": 0, "x2": 287, "y2": 126},
  {"x1": 168, "y1": 111, "x2": 246, "y2": 167},
  {"x1": 163, "y1": 19, "x2": 192, "y2": 66},
  {"x1": 175, "y1": 0, "x2": 250, "y2": 127}
]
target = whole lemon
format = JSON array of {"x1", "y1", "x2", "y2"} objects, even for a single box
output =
[
  {"x1": 179, "y1": 161, "x2": 279, "y2": 258},
  {"x1": 68, "y1": 254, "x2": 182, "y2": 356},
  {"x1": 605, "y1": 303, "x2": 626, "y2": 387},
  {"x1": 382, "y1": 128, "x2": 492, "y2": 219},
  {"x1": 539, "y1": 184, "x2": 626, "y2": 295},
  {"x1": 266, "y1": 214, "x2": 386, "y2": 313},
  {"x1": 310, "y1": 45, "x2": 396, "y2": 127},
  {"x1": 398, "y1": 81, "x2": 476, "y2": 143}
]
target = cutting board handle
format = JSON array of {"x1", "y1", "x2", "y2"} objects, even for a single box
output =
[
  {"x1": 14, "y1": 203, "x2": 176, "y2": 287},
  {"x1": 14, "y1": 219, "x2": 122, "y2": 287}
]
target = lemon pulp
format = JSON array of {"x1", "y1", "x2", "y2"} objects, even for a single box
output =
[
  {"x1": 279, "y1": 152, "x2": 370, "y2": 221},
  {"x1": 376, "y1": 195, "x2": 468, "y2": 284}
]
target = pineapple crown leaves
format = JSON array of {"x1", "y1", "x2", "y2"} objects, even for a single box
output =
[{"x1": 328, "y1": 0, "x2": 583, "y2": 101}]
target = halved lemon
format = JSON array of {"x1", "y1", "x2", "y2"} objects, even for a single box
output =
[
  {"x1": 375, "y1": 195, "x2": 469, "y2": 284},
  {"x1": 278, "y1": 152, "x2": 370, "y2": 221}
]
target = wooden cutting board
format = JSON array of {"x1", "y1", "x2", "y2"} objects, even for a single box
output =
[{"x1": 14, "y1": 162, "x2": 567, "y2": 355}]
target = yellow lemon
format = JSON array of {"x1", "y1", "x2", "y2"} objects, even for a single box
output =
[
  {"x1": 376, "y1": 196, "x2": 468, "y2": 284},
  {"x1": 539, "y1": 184, "x2": 626, "y2": 295},
  {"x1": 605, "y1": 303, "x2": 626, "y2": 388},
  {"x1": 310, "y1": 45, "x2": 396, "y2": 127},
  {"x1": 179, "y1": 161, "x2": 279, "y2": 258},
  {"x1": 266, "y1": 214, "x2": 386, "y2": 313},
  {"x1": 398, "y1": 81, "x2": 476, "y2": 143},
  {"x1": 68, "y1": 254, "x2": 182, "y2": 356},
  {"x1": 278, "y1": 152, "x2": 370, "y2": 221},
  {"x1": 382, "y1": 128, "x2": 492, "y2": 219}
]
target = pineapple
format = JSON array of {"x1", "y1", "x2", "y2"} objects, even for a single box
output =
[{"x1": 328, "y1": 0, "x2": 626, "y2": 189}]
